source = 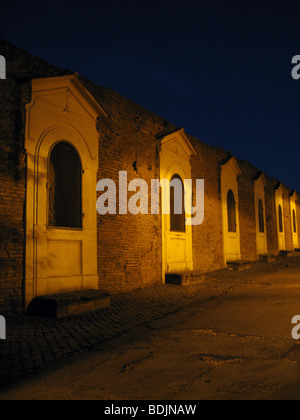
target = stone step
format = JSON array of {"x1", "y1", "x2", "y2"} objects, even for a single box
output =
[
  {"x1": 259, "y1": 255, "x2": 276, "y2": 263},
  {"x1": 227, "y1": 260, "x2": 251, "y2": 271},
  {"x1": 287, "y1": 252, "x2": 300, "y2": 258},
  {"x1": 27, "y1": 289, "x2": 110, "y2": 319},
  {"x1": 279, "y1": 250, "x2": 299, "y2": 257},
  {"x1": 165, "y1": 271, "x2": 206, "y2": 286}
]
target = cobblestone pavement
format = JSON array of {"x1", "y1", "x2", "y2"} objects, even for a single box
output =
[{"x1": 0, "y1": 259, "x2": 296, "y2": 390}]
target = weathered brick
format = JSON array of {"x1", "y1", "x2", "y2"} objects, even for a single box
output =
[{"x1": 0, "y1": 38, "x2": 299, "y2": 316}]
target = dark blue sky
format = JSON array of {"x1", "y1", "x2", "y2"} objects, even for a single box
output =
[{"x1": 1, "y1": 0, "x2": 299, "y2": 190}]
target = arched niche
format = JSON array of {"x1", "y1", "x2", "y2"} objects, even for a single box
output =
[
  {"x1": 221, "y1": 157, "x2": 242, "y2": 263},
  {"x1": 24, "y1": 75, "x2": 106, "y2": 308}
]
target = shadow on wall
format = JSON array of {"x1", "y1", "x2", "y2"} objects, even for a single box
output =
[{"x1": 0, "y1": 219, "x2": 24, "y2": 270}]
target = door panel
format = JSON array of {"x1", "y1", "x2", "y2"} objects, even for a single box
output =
[
  {"x1": 25, "y1": 77, "x2": 100, "y2": 308},
  {"x1": 47, "y1": 239, "x2": 82, "y2": 278},
  {"x1": 160, "y1": 131, "x2": 196, "y2": 280},
  {"x1": 257, "y1": 233, "x2": 267, "y2": 255},
  {"x1": 226, "y1": 233, "x2": 240, "y2": 261}
]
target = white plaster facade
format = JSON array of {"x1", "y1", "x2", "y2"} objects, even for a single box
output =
[
  {"x1": 160, "y1": 129, "x2": 196, "y2": 281},
  {"x1": 221, "y1": 157, "x2": 242, "y2": 263},
  {"x1": 254, "y1": 174, "x2": 268, "y2": 256},
  {"x1": 275, "y1": 184, "x2": 286, "y2": 252},
  {"x1": 290, "y1": 191, "x2": 299, "y2": 250},
  {"x1": 24, "y1": 75, "x2": 106, "y2": 308}
]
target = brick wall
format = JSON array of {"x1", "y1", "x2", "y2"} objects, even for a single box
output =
[
  {"x1": 264, "y1": 179, "x2": 279, "y2": 256},
  {"x1": 84, "y1": 84, "x2": 176, "y2": 292},
  {"x1": 283, "y1": 186, "x2": 293, "y2": 252},
  {"x1": 0, "y1": 38, "x2": 299, "y2": 314},
  {"x1": 238, "y1": 175, "x2": 257, "y2": 261},
  {"x1": 189, "y1": 138, "x2": 228, "y2": 271}
]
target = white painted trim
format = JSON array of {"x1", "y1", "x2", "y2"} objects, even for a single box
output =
[
  {"x1": 160, "y1": 129, "x2": 196, "y2": 282},
  {"x1": 25, "y1": 77, "x2": 100, "y2": 308},
  {"x1": 221, "y1": 157, "x2": 241, "y2": 264},
  {"x1": 254, "y1": 175, "x2": 268, "y2": 257},
  {"x1": 275, "y1": 185, "x2": 286, "y2": 252}
]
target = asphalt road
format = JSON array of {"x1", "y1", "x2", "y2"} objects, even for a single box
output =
[{"x1": 1, "y1": 260, "x2": 300, "y2": 400}]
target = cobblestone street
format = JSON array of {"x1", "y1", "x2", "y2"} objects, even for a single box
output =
[
  {"x1": 0, "y1": 275, "x2": 231, "y2": 388},
  {"x1": 0, "y1": 257, "x2": 300, "y2": 399}
]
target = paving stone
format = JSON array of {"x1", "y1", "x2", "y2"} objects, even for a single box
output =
[{"x1": 1, "y1": 261, "x2": 295, "y2": 389}]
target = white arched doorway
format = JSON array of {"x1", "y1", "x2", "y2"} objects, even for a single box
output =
[
  {"x1": 160, "y1": 129, "x2": 196, "y2": 281},
  {"x1": 221, "y1": 157, "x2": 242, "y2": 263},
  {"x1": 254, "y1": 174, "x2": 268, "y2": 257},
  {"x1": 25, "y1": 75, "x2": 106, "y2": 308},
  {"x1": 290, "y1": 192, "x2": 299, "y2": 250},
  {"x1": 275, "y1": 184, "x2": 286, "y2": 252}
]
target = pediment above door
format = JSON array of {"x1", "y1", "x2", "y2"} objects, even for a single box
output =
[
  {"x1": 25, "y1": 74, "x2": 107, "y2": 160},
  {"x1": 160, "y1": 128, "x2": 197, "y2": 160}
]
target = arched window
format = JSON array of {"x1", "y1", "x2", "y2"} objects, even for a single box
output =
[
  {"x1": 227, "y1": 190, "x2": 237, "y2": 233},
  {"x1": 278, "y1": 205, "x2": 283, "y2": 233},
  {"x1": 293, "y1": 209, "x2": 297, "y2": 233},
  {"x1": 258, "y1": 199, "x2": 265, "y2": 233},
  {"x1": 48, "y1": 142, "x2": 82, "y2": 229},
  {"x1": 170, "y1": 174, "x2": 185, "y2": 232}
]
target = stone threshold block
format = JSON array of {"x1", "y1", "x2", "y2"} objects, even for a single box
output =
[
  {"x1": 279, "y1": 250, "x2": 300, "y2": 258},
  {"x1": 227, "y1": 260, "x2": 251, "y2": 271},
  {"x1": 259, "y1": 255, "x2": 276, "y2": 263},
  {"x1": 287, "y1": 252, "x2": 300, "y2": 258},
  {"x1": 27, "y1": 290, "x2": 110, "y2": 319},
  {"x1": 165, "y1": 271, "x2": 206, "y2": 286}
]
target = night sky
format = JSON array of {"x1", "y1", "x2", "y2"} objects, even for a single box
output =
[{"x1": 1, "y1": 0, "x2": 299, "y2": 190}]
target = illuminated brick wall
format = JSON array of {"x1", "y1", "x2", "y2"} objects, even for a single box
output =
[
  {"x1": 265, "y1": 180, "x2": 280, "y2": 256},
  {"x1": 0, "y1": 38, "x2": 299, "y2": 314},
  {"x1": 189, "y1": 138, "x2": 228, "y2": 272},
  {"x1": 83, "y1": 81, "x2": 177, "y2": 292}
]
